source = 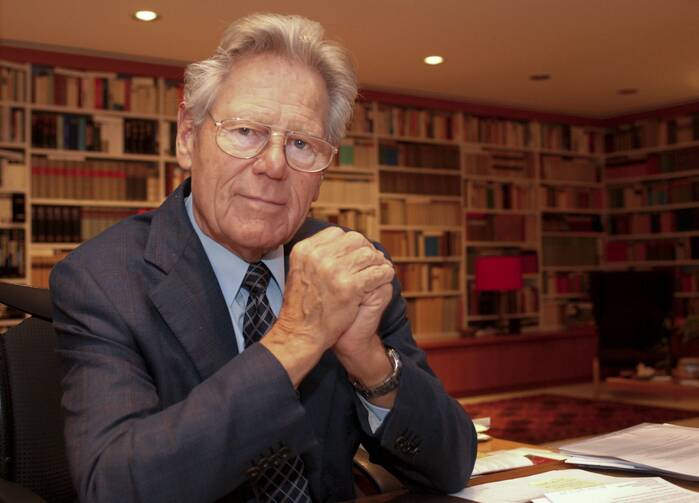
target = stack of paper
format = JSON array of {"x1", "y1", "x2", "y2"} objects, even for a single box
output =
[
  {"x1": 559, "y1": 423, "x2": 699, "y2": 481},
  {"x1": 474, "y1": 417, "x2": 491, "y2": 441},
  {"x1": 454, "y1": 469, "x2": 699, "y2": 503}
]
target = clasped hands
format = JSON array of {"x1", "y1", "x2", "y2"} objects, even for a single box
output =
[{"x1": 261, "y1": 227, "x2": 396, "y2": 398}]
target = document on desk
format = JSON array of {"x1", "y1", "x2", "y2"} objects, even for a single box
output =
[
  {"x1": 540, "y1": 477, "x2": 699, "y2": 503},
  {"x1": 452, "y1": 468, "x2": 617, "y2": 502},
  {"x1": 473, "y1": 449, "x2": 565, "y2": 476},
  {"x1": 559, "y1": 423, "x2": 699, "y2": 480}
]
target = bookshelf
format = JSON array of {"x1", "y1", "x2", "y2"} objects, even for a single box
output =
[
  {"x1": 604, "y1": 116, "x2": 699, "y2": 319},
  {"x1": 0, "y1": 58, "x2": 184, "y2": 325},
  {"x1": 4, "y1": 49, "x2": 699, "y2": 339}
]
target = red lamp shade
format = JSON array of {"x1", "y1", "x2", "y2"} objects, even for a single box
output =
[{"x1": 475, "y1": 256, "x2": 523, "y2": 292}]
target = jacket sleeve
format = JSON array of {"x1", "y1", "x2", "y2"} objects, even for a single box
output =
[
  {"x1": 51, "y1": 254, "x2": 319, "y2": 503},
  {"x1": 353, "y1": 245, "x2": 478, "y2": 494}
]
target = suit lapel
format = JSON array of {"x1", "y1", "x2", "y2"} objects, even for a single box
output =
[{"x1": 145, "y1": 180, "x2": 238, "y2": 381}]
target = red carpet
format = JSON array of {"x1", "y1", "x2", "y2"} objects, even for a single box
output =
[{"x1": 462, "y1": 393, "x2": 699, "y2": 444}]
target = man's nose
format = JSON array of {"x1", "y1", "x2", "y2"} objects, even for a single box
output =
[{"x1": 253, "y1": 132, "x2": 287, "y2": 179}]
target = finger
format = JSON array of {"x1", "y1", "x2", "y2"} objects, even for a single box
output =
[
  {"x1": 353, "y1": 263, "x2": 395, "y2": 294},
  {"x1": 343, "y1": 245, "x2": 389, "y2": 273}
]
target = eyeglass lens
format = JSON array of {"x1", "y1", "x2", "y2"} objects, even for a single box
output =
[{"x1": 216, "y1": 122, "x2": 332, "y2": 172}]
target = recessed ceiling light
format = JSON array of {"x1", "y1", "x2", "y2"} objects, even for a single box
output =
[
  {"x1": 424, "y1": 55, "x2": 444, "y2": 66},
  {"x1": 133, "y1": 10, "x2": 159, "y2": 22},
  {"x1": 617, "y1": 88, "x2": 638, "y2": 95},
  {"x1": 529, "y1": 74, "x2": 551, "y2": 81}
]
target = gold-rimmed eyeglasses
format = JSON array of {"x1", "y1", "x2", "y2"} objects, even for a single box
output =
[{"x1": 208, "y1": 112, "x2": 337, "y2": 173}]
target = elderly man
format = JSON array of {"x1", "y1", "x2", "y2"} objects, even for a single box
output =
[{"x1": 50, "y1": 13, "x2": 476, "y2": 503}]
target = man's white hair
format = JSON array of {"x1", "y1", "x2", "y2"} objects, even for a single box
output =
[{"x1": 183, "y1": 13, "x2": 358, "y2": 145}]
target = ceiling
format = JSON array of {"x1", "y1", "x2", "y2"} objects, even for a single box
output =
[{"x1": 2, "y1": 0, "x2": 699, "y2": 118}]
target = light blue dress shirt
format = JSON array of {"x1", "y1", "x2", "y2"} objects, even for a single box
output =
[{"x1": 185, "y1": 195, "x2": 389, "y2": 432}]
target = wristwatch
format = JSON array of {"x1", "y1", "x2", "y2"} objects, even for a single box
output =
[{"x1": 351, "y1": 347, "x2": 402, "y2": 399}]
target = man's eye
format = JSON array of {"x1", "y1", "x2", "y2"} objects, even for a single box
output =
[
  {"x1": 237, "y1": 127, "x2": 252, "y2": 136},
  {"x1": 293, "y1": 138, "x2": 307, "y2": 149}
]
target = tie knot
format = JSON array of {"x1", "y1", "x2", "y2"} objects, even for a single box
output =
[{"x1": 243, "y1": 262, "x2": 272, "y2": 296}]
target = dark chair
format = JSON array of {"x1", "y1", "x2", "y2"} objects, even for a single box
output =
[
  {"x1": 352, "y1": 444, "x2": 404, "y2": 497},
  {"x1": 590, "y1": 271, "x2": 675, "y2": 395},
  {"x1": 0, "y1": 282, "x2": 75, "y2": 503}
]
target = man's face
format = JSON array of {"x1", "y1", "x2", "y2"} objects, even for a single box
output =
[{"x1": 177, "y1": 53, "x2": 329, "y2": 261}]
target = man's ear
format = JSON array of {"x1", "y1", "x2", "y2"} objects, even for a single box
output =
[{"x1": 176, "y1": 102, "x2": 195, "y2": 171}]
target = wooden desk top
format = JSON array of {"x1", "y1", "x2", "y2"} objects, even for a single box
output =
[{"x1": 356, "y1": 437, "x2": 699, "y2": 501}]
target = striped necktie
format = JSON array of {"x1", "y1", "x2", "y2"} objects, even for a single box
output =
[{"x1": 242, "y1": 262, "x2": 312, "y2": 503}]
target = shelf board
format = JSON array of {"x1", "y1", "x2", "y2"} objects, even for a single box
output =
[
  {"x1": 466, "y1": 273, "x2": 539, "y2": 280},
  {"x1": 392, "y1": 256, "x2": 461, "y2": 263},
  {"x1": 376, "y1": 134, "x2": 459, "y2": 146},
  {"x1": 539, "y1": 179, "x2": 602, "y2": 188},
  {"x1": 0, "y1": 100, "x2": 28, "y2": 107},
  {"x1": 607, "y1": 201, "x2": 699, "y2": 214},
  {"x1": 606, "y1": 230, "x2": 699, "y2": 240},
  {"x1": 542, "y1": 293, "x2": 590, "y2": 300},
  {"x1": 465, "y1": 241, "x2": 538, "y2": 248},
  {"x1": 462, "y1": 173, "x2": 536, "y2": 185},
  {"x1": 379, "y1": 165, "x2": 461, "y2": 176},
  {"x1": 464, "y1": 207, "x2": 537, "y2": 215},
  {"x1": 30, "y1": 242, "x2": 80, "y2": 252},
  {"x1": 0, "y1": 222, "x2": 27, "y2": 230},
  {"x1": 31, "y1": 148, "x2": 160, "y2": 162},
  {"x1": 462, "y1": 141, "x2": 535, "y2": 153},
  {"x1": 380, "y1": 224, "x2": 462, "y2": 231},
  {"x1": 605, "y1": 167, "x2": 699, "y2": 185},
  {"x1": 539, "y1": 148, "x2": 602, "y2": 159},
  {"x1": 379, "y1": 193, "x2": 462, "y2": 202},
  {"x1": 541, "y1": 265, "x2": 603, "y2": 272},
  {"x1": 163, "y1": 155, "x2": 178, "y2": 163},
  {"x1": 326, "y1": 166, "x2": 376, "y2": 176},
  {"x1": 541, "y1": 207, "x2": 604, "y2": 215},
  {"x1": 467, "y1": 312, "x2": 539, "y2": 321},
  {"x1": 0, "y1": 141, "x2": 26, "y2": 150},
  {"x1": 311, "y1": 203, "x2": 376, "y2": 211},
  {"x1": 542, "y1": 232, "x2": 605, "y2": 238},
  {"x1": 31, "y1": 198, "x2": 160, "y2": 208},
  {"x1": 604, "y1": 260, "x2": 699, "y2": 268},
  {"x1": 402, "y1": 290, "x2": 462, "y2": 298},
  {"x1": 30, "y1": 103, "x2": 162, "y2": 120},
  {"x1": 605, "y1": 139, "x2": 699, "y2": 159}
]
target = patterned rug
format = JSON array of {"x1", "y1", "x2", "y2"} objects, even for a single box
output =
[{"x1": 462, "y1": 393, "x2": 699, "y2": 444}]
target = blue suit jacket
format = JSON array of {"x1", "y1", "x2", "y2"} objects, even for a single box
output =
[{"x1": 50, "y1": 179, "x2": 476, "y2": 502}]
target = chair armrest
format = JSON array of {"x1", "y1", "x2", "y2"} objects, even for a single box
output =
[
  {"x1": 0, "y1": 479, "x2": 47, "y2": 503},
  {"x1": 353, "y1": 445, "x2": 404, "y2": 496}
]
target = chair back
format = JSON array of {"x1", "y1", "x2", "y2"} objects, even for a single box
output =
[{"x1": 0, "y1": 283, "x2": 75, "y2": 502}]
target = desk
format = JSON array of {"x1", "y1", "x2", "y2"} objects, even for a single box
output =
[{"x1": 356, "y1": 437, "x2": 699, "y2": 501}]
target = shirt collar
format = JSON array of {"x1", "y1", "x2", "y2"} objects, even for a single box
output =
[{"x1": 184, "y1": 194, "x2": 285, "y2": 308}]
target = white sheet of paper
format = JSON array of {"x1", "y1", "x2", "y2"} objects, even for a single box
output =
[
  {"x1": 472, "y1": 452, "x2": 533, "y2": 476},
  {"x1": 559, "y1": 423, "x2": 699, "y2": 479},
  {"x1": 452, "y1": 469, "x2": 617, "y2": 503},
  {"x1": 544, "y1": 477, "x2": 699, "y2": 503}
]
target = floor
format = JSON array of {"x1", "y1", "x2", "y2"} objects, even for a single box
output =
[{"x1": 457, "y1": 381, "x2": 699, "y2": 448}]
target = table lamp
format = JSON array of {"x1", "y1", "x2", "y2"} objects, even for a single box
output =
[{"x1": 475, "y1": 256, "x2": 523, "y2": 334}]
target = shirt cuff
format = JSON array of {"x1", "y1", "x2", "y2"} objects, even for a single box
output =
[{"x1": 357, "y1": 393, "x2": 391, "y2": 434}]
